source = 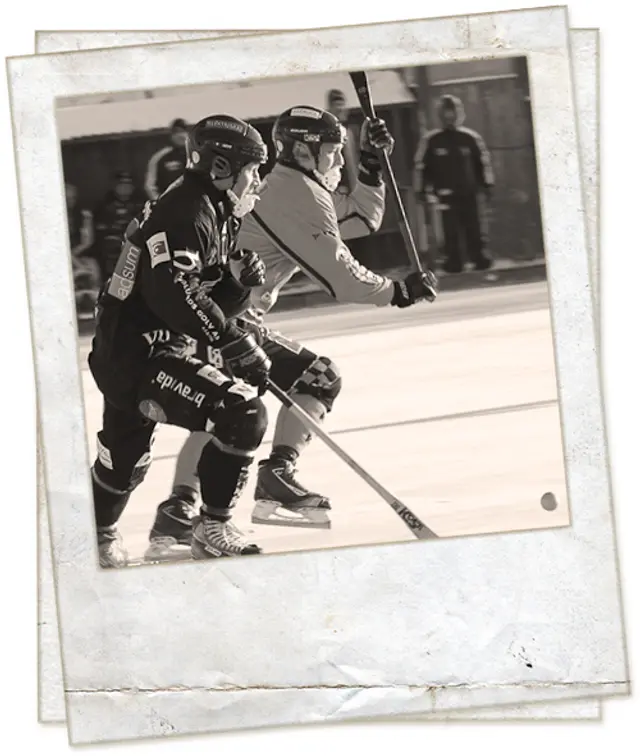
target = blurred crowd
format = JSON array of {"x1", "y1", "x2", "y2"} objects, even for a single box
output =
[
  {"x1": 67, "y1": 94, "x2": 496, "y2": 319},
  {"x1": 67, "y1": 119, "x2": 189, "y2": 318}
]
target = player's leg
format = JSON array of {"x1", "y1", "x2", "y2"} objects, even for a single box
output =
[
  {"x1": 91, "y1": 400, "x2": 156, "y2": 568},
  {"x1": 136, "y1": 354, "x2": 268, "y2": 558},
  {"x1": 252, "y1": 330, "x2": 342, "y2": 528},
  {"x1": 145, "y1": 345, "x2": 217, "y2": 560},
  {"x1": 145, "y1": 431, "x2": 208, "y2": 561},
  {"x1": 440, "y1": 199, "x2": 464, "y2": 274},
  {"x1": 462, "y1": 194, "x2": 492, "y2": 271}
]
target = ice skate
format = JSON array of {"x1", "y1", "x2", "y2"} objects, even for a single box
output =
[
  {"x1": 191, "y1": 514, "x2": 262, "y2": 558},
  {"x1": 144, "y1": 495, "x2": 197, "y2": 563},
  {"x1": 251, "y1": 458, "x2": 331, "y2": 529},
  {"x1": 97, "y1": 525, "x2": 128, "y2": 568}
]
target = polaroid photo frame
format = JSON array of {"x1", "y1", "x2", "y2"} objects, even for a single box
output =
[
  {"x1": 36, "y1": 26, "x2": 603, "y2": 726},
  {"x1": 8, "y1": 9, "x2": 626, "y2": 745}
]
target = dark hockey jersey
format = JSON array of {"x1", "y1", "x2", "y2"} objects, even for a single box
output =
[
  {"x1": 90, "y1": 171, "x2": 248, "y2": 409},
  {"x1": 413, "y1": 127, "x2": 494, "y2": 197}
]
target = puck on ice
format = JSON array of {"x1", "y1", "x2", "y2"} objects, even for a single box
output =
[{"x1": 540, "y1": 492, "x2": 558, "y2": 511}]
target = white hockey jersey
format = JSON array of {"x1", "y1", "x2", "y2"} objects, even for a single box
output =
[{"x1": 238, "y1": 163, "x2": 394, "y2": 314}]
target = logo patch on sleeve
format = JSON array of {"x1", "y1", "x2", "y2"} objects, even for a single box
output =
[
  {"x1": 173, "y1": 249, "x2": 202, "y2": 273},
  {"x1": 147, "y1": 232, "x2": 171, "y2": 268}
]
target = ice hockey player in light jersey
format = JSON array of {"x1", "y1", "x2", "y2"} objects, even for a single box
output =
[{"x1": 144, "y1": 105, "x2": 438, "y2": 558}]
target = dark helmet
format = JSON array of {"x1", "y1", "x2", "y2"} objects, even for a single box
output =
[
  {"x1": 186, "y1": 114, "x2": 268, "y2": 180},
  {"x1": 272, "y1": 106, "x2": 346, "y2": 164}
]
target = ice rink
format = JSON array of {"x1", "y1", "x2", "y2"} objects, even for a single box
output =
[{"x1": 79, "y1": 281, "x2": 570, "y2": 563}]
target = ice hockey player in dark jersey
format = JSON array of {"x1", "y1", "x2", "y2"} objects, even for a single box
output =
[
  {"x1": 88, "y1": 114, "x2": 272, "y2": 567},
  {"x1": 144, "y1": 105, "x2": 438, "y2": 551}
]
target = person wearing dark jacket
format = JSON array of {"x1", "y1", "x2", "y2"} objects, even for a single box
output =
[
  {"x1": 94, "y1": 172, "x2": 142, "y2": 281},
  {"x1": 144, "y1": 118, "x2": 189, "y2": 200},
  {"x1": 414, "y1": 95, "x2": 494, "y2": 273}
]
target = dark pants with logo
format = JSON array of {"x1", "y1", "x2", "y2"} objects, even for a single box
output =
[
  {"x1": 90, "y1": 350, "x2": 268, "y2": 527},
  {"x1": 439, "y1": 193, "x2": 491, "y2": 273}
]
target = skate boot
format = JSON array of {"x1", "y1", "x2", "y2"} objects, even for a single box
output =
[
  {"x1": 144, "y1": 495, "x2": 197, "y2": 563},
  {"x1": 251, "y1": 458, "x2": 331, "y2": 529},
  {"x1": 97, "y1": 525, "x2": 128, "y2": 568},
  {"x1": 191, "y1": 514, "x2": 262, "y2": 559}
]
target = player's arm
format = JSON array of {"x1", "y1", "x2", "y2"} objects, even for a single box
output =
[
  {"x1": 71, "y1": 210, "x2": 94, "y2": 257},
  {"x1": 144, "y1": 147, "x2": 171, "y2": 201},
  {"x1": 468, "y1": 130, "x2": 494, "y2": 189},
  {"x1": 333, "y1": 118, "x2": 394, "y2": 240},
  {"x1": 251, "y1": 186, "x2": 433, "y2": 308},
  {"x1": 138, "y1": 220, "x2": 237, "y2": 345},
  {"x1": 413, "y1": 130, "x2": 436, "y2": 197}
]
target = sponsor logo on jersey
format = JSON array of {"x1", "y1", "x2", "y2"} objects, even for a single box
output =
[
  {"x1": 435, "y1": 148, "x2": 448, "y2": 156},
  {"x1": 147, "y1": 232, "x2": 172, "y2": 268},
  {"x1": 196, "y1": 364, "x2": 227, "y2": 386},
  {"x1": 173, "y1": 249, "x2": 202, "y2": 273},
  {"x1": 337, "y1": 247, "x2": 381, "y2": 285},
  {"x1": 142, "y1": 329, "x2": 173, "y2": 347},
  {"x1": 154, "y1": 370, "x2": 207, "y2": 408},
  {"x1": 290, "y1": 107, "x2": 322, "y2": 119},
  {"x1": 107, "y1": 240, "x2": 141, "y2": 301}
]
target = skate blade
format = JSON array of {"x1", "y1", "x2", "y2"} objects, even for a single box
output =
[
  {"x1": 251, "y1": 500, "x2": 331, "y2": 529},
  {"x1": 143, "y1": 540, "x2": 193, "y2": 564}
]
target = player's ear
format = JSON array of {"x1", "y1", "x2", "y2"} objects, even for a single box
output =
[{"x1": 292, "y1": 141, "x2": 313, "y2": 166}]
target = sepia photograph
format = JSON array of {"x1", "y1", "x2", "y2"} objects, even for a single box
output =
[
  {"x1": 58, "y1": 55, "x2": 568, "y2": 568},
  {"x1": 9, "y1": 13, "x2": 626, "y2": 745}
]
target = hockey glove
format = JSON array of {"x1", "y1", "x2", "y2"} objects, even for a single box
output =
[
  {"x1": 391, "y1": 270, "x2": 439, "y2": 308},
  {"x1": 220, "y1": 332, "x2": 272, "y2": 395},
  {"x1": 229, "y1": 250, "x2": 267, "y2": 288}
]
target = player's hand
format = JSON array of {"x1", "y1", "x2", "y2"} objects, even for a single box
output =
[
  {"x1": 391, "y1": 270, "x2": 439, "y2": 308},
  {"x1": 360, "y1": 118, "x2": 395, "y2": 156},
  {"x1": 229, "y1": 250, "x2": 266, "y2": 288},
  {"x1": 220, "y1": 332, "x2": 272, "y2": 395}
]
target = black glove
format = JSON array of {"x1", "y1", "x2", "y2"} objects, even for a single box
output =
[
  {"x1": 229, "y1": 250, "x2": 266, "y2": 288},
  {"x1": 359, "y1": 118, "x2": 395, "y2": 181},
  {"x1": 220, "y1": 332, "x2": 271, "y2": 395},
  {"x1": 360, "y1": 117, "x2": 395, "y2": 155},
  {"x1": 391, "y1": 270, "x2": 439, "y2": 308}
]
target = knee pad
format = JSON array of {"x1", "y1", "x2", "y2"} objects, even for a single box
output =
[
  {"x1": 293, "y1": 356, "x2": 342, "y2": 411},
  {"x1": 93, "y1": 436, "x2": 153, "y2": 494},
  {"x1": 207, "y1": 397, "x2": 268, "y2": 456}
]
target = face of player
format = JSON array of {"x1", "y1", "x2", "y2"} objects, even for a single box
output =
[
  {"x1": 171, "y1": 129, "x2": 188, "y2": 148},
  {"x1": 440, "y1": 108, "x2": 458, "y2": 128},
  {"x1": 114, "y1": 181, "x2": 134, "y2": 201},
  {"x1": 227, "y1": 161, "x2": 263, "y2": 218},
  {"x1": 315, "y1": 142, "x2": 345, "y2": 192},
  {"x1": 329, "y1": 99, "x2": 347, "y2": 121}
]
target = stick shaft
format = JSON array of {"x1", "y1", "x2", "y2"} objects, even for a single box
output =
[
  {"x1": 268, "y1": 380, "x2": 438, "y2": 540},
  {"x1": 349, "y1": 70, "x2": 423, "y2": 273}
]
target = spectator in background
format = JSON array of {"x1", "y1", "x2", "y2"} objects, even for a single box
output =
[
  {"x1": 325, "y1": 89, "x2": 358, "y2": 194},
  {"x1": 66, "y1": 182, "x2": 100, "y2": 320},
  {"x1": 414, "y1": 94, "x2": 494, "y2": 274},
  {"x1": 94, "y1": 171, "x2": 142, "y2": 281},
  {"x1": 144, "y1": 118, "x2": 189, "y2": 200}
]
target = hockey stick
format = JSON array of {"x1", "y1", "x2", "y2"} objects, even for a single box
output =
[
  {"x1": 349, "y1": 70, "x2": 425, "y2": 275},
  {"x1": 267, "y1": 379, "x2": 439, "y2": 540}
]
